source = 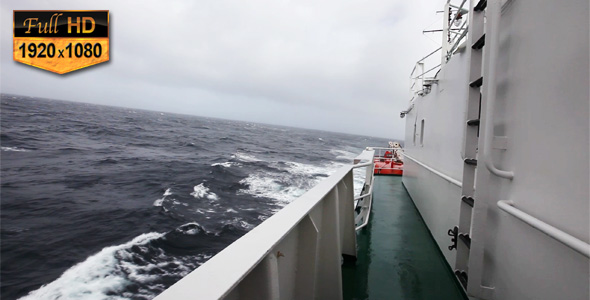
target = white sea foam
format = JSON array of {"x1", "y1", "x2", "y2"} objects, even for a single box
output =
[
  {"x1": 153, "y1": 188, "x2": 172, "y2": 207},
  {"x1": 195, "y1": 208, "x2": 217, "y2": 214},
  {"x1": 190, "y1": 183, "x2": 219, "y2": 201},
  {"x1": 1, "y1": 146, "x2": 30, "y2": 152},
  {"x1": 239, "y1": 173, "x2": 307, "y2": 205},
  {"x1": 153, "y1": 198, "x2": 164, "y2": 207},
  {"x1": 238, "y1": 160, "x2": 340, "y2": 207},
  {"x1": 239, "y1": 155, "x2": 369, "y2": 207},
  {"x1": 175, "y1": 222, "x2": 208, "y2": 235},
  {"x1": 223, "y1": 217, "x2": 255, "y2": 230},
  {"x1": 285, "y1": 161, "x2": 336, "y2": 177},
  {"x1": 19, "y1": 232, "x2": 164, "y2": 300},
  {"x1": 211, "y1": 161, "x2": 242, "y2": 168},
  {"x1": 231, "y1": 152, "x2": 260, "y2": 162},
  {"x1": 329, "y1": 149, "x2": 357, "y2": 161}
]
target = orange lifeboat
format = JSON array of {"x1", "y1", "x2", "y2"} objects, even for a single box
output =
[{"x1": 373, "y1": 150, "x2": 403, "y2": 175}]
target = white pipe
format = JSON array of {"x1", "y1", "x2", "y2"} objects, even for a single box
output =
[
  {"x1": 404, "y1": 153, "x2": 462, "y2": 187},
  {"x1": 497, "y1": 200, "x2": 590, "y2": 258},
  {"x1": 353, "y1": 161, "x2": 373, "y2": 168},
  {"x1": 355, "y1": 174, "x2": 374, "y2": 231},
  {"x1": 449, "y1": 0, "x2": 468, "y2": 28},
  {"x1": 447, "y1": 25, "x2": 469, "y2": 57},
  {"x1": 412, "y1": 64, "x2": 442, "y2": 79},
  {"x1": 416, "y1": 47, "x2": 443, "y2": 64},
  {"x1": 354, "y1": 179, "x2": 374, "y2": 200},
  {"x1": 482, "y1": 0, "x2": 514, "y2": 180}
]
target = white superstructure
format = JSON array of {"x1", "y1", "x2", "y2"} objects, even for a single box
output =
[{"x1": 402, "y1": 0, "x2": 589, "y2": 299}]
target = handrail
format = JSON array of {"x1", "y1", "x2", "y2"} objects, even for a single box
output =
[
  {"x1": 410, "y1": 47, "x2": 443, "y2": 75},
  {"x1": 353, "y1": 161, "x2": 373, "y2": 168},
  {"x1": 482, "y1": 0, "x2": 514, "y2": 180},
  {"x1": 447, "y1": 24, "x2": 468, "y2": 59},
  {"x1": 355, "y1": 182, "x2": 373, "y2": 231},
  {"x1": 367, "y1": 146, "x2": 400, "y2": 150},
  {"x1": 404, "y1": 153, "x2": 462, "y2": 187},
  {"x1": 497, "y1": 200, "x2": 590, "y2": 258},
  {"x1": 448, "y1": 0, "x2": 468, "y2": 32},
  {"x1": 353, "y1": 149, "x2": 375, "y2": 231},
  {"x1": 411, "y1": 63, "x2": 443, "y2": 80},
  {"x1": 354, "y1": 180, "x2": 374, "y2": 201},
  {"x1": 354, "y1": 170, "x2": 374, "y2": 230},
  {"x1": 400, "y1": 103, "x2": 414, "y2": 118},
  {"x1": 155, "y1": 165, "x2": 359, "y2": 299},
  {"x1": 418, "y1": 46, "x2": 443, "y2": 63}
]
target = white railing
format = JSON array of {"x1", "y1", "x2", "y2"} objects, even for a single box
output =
[
  {"x1": 155, "y1": 150, "x2": 375, "y2": 300},
  {"x1": 445, "y1": 0, "x2": 470, "y2": 61},
  {"x1": 353, "y1": 150, "x2": 375, "y2": 230},
  {"x1": 497, "y1": 200, "x2": 590, "y2": 258},
  {"x1": 404, "y1": 152, "x2": 463, "y2": 187},
  {"x1": 410, "y1": 1, "x2": 470, "y2": 98},
  {"x1": 410, "y1": 47, "x2": 442, "y2": 97}
]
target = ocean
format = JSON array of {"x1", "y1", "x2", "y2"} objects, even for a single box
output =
[{"x1": 0, "y1": 94, "x2": 389, "y2": 300}]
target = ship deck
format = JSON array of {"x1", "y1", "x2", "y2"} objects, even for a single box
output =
[{"x1": 342, "y1": 176, "x2": 467, "y2": 299}]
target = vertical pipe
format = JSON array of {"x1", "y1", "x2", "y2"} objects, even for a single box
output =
[{"x1": 482, "y1": 0, "x2": 514, "y2": 180}]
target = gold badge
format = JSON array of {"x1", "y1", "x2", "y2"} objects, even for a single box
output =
[{"x1": 13, "y1": 10, "x2": 109, "y2": 74}]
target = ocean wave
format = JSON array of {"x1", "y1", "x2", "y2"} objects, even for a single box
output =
[
  {"x1": 173, "y1": 222, "x2": 211, "y2": 236},
  {"x1": 18, "y1": 223, "x2": 224, "y2": 300},
  {"x1": 231, "y1": 152, "x2": 260, "y2": 162},
  {"x1": 237, "y1": 160, "x2": 339, "y2": 206},
  {"x1": 284, "y1": 161, "x2": 334, "y2": 177},
  {"x1": 153, "y1": 188, "x2": 172, "y2": 207},
  {"x1": 329, "y1": 149, "x2": 357, "y2": 161},
  {"x1": 238, "y1": 158, "x2": 366, "y2": 206},
  {"x1": 194, "y1": 208, "x2": 217, "y2": 214},
  {"x1": 221, "y1": 217, "x2": 255, "y2": 231},
  {"x1": 19, "y1": 232, "x2": 165, "y2": 300},
  {"x1": 211, "y1": 161, "x2": 242, "y2": 168},
  {"x1": 190, "y1": 183, "x2": 219, "y2": 201},
  {"x1": 1, "y1": 146, "x2": 31, "y2": 152},
  {"x1": 239, "y1": 173, "x2": 304, "y2": 205}
]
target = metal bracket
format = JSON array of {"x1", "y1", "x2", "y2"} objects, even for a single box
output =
[{"x1": 448, "y1": 226, "x2": 458, "y2": 250}]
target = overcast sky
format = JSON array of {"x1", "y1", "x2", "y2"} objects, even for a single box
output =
[{"x1": 1, "y1": 0, "x2": 445, "y2": 139}]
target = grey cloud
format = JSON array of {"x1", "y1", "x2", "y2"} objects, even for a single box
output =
[{"x1": 1, "y1": 0, "x2": 445, "y2": 139}]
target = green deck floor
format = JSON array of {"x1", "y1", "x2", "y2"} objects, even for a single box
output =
[{"x1": 342, "y1": 176, "x2": 467, "y2": 300}]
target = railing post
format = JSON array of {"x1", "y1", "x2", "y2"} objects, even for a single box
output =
[
  {"x1": 441, "y1": 1, "x2": 451, "y2": 64},
  {"x1": 315, "y1": 187, "x2": 343, "y2": 299},
  {"x1": 338, "y1": 171, "x2": 357, "y2": 258},
  {"x1": 294, "y1": 215, "x2": 319, "y2": 299}
]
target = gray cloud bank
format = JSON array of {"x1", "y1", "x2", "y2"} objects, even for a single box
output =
[{"x1": 1, "y1": 0, "x2": 444, "y2": 139}]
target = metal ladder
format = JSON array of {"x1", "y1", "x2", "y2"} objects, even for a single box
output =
[{"x1": 450, "y1": 0, "x2": 493, "y2": 298}]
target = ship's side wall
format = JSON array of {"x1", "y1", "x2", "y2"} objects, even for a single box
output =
[
  {"x1": 473, "y1": 0, "x2": 589, "y2": 299},
  {"x1": 404, "y1": 1, "x2": 589, "y2": 299},
  {"x1": 402, "y1": 48, "x2": 470, "y2": 266}
]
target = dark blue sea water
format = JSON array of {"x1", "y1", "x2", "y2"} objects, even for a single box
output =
[{"x1": 1, "y1": 94, "x2": 389, "y2": 300}]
